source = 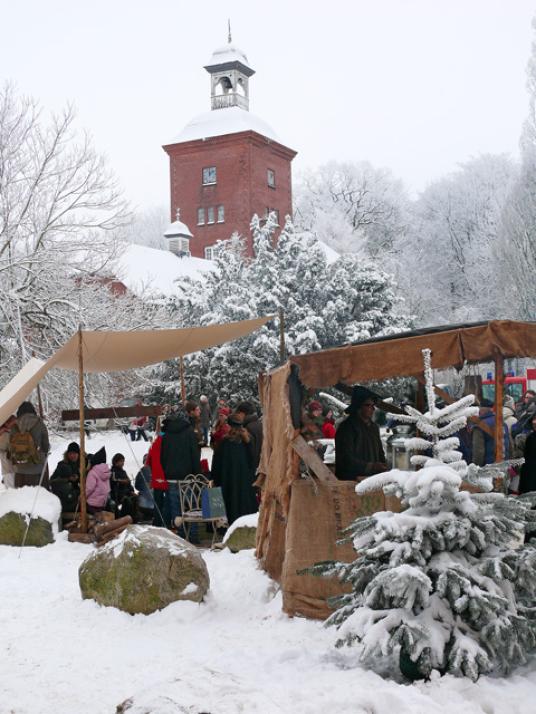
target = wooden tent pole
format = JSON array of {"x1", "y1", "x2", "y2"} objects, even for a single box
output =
[
  {"x1": 179, "y1": 356, "x2": 186, "y2": 403},
  {"x1": 279, "y1": 307, "x2": 286, "y2": 363},
  {"x1": 494, "y1": 353, "x2": 505, "y2": 462},
  {"x1": 78, "y1": 328, "x2": 88, "y2": 532}
]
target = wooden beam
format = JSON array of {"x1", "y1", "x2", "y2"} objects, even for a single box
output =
[
  {"x1": 291, "y1": 434, "x2": 337, "y2": 483},
  {"x1": 78, "y1": 328, "x2": 87, "y2": 533},
  {"x1": 61, "y1": 405, "x2": 164, "y2": 422},
  {"x1": 495, "y1": 353, "x2": 505, "y2": 462}
]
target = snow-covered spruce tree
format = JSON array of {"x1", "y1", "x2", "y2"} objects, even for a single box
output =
[
  {"x1": 311, "y1": 349, "x2": 536, "y2": 681},
  {"x1": 159, "y1": 214, "x2": 410, "y2": 401}
]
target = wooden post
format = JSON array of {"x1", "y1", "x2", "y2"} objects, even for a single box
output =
[
  {"x1": 279, "y1": 307, "x2": 286, "y2": 363},
  {"x1": 494, "y1": 353, "x2": 505, "y2": 462},
  {"x1": 78, "y1": 328, "x2": 88, "y2": 532},
  {"x1": 179, "y1": 356, "x2": 186, "y2": 403}
]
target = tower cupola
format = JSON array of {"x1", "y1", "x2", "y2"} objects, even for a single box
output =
[{"x1": 204, "y1": 29, "x2": 255, "y2": 111}]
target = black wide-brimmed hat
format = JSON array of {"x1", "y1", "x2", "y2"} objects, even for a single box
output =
[{"x1": 345, "y1": 386, "x2": 381, "y2": 414}]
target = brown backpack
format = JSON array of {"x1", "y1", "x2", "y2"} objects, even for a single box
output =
[{"x1": 9, "y1": 426, "x2": 39, "y2": 465}]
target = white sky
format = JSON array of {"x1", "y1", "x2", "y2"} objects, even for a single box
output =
[{"x1": 1, "y1": 0, "x2": 534, "y2": 211}]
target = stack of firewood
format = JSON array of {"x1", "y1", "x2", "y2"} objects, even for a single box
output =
[{"x1": 67, "y1": 513, "x2": 133, "y2": 545}]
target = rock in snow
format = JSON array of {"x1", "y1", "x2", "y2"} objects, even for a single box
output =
[
  {"x1": 79, "y1": 525, "x2": 210, "y2": 614},
  {"x1": 0, "y1": 486, "x2": 61, "y2": 547},
  {"x1": 223, "y1": 512, "x2": 258, "y2": 553}
]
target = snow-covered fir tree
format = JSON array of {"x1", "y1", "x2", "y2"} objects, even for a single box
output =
[
  {"x1": 311, "y1": 349, "x2": 536, "y2": 681},
  {"x1": 156, "y1": 214, "x2": 410, "y2": 401}
]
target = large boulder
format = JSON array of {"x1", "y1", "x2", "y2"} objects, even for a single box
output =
[
  {"x1": 224, "y1": 512, "x2": 258, "y2": 553},
  {"x1": 0, "y1": 486, "x2": 60, "y2": 547},
  {"x1": 79, "y1": 525, "x2": 210, "y2": 614}
]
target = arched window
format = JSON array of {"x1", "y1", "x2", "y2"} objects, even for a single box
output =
[{"x1": 215, "y1": 76, "x2": 233, "y2": 95}]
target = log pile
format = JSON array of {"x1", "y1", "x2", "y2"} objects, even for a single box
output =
[{"x1": 67, "y1": 512, "x2": 133, "y2": 546}]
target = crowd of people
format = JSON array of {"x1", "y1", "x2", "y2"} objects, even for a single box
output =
[
  {"x1": 4, "y1": 384, "x2": 536, "y2": 542},
  {"x1": 0, "y1": 396, "x2": 263, "y2": 545},
  {"x1": 301, "y1": 385, "x2": 536, "y2": 495}
]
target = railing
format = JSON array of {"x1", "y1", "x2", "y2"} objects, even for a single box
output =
[{"x1": 211, "y1": 94, "x2": 249, "y2": 111}]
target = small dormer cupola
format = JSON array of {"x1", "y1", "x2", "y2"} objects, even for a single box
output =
[
  {"x1": 164, "y1": 209, "x2": 193, "y2": 257},
  {"x1": 204, "y1": 24, "x2": 255, "y2": 111}
]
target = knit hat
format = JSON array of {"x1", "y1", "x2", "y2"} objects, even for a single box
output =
[
  {"x1": 218, "y1": 407, "x2": 231, "y2": 417},
  {"x1": 67, "y1": 442, "x2": 80, "y2": 454}
]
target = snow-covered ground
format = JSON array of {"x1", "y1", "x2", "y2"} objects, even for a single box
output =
[{"x1": 1, "y1": 431, "x2": 536, "y2": 713}]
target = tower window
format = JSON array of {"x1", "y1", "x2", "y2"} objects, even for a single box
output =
[
  {"x1": 207, "y1": 207, "x2": 215, "y2": 224},
  {"x1": 205, "y1": 245, "x2": 219, "y2": 260},
  {"x1": 202, "y1": 166, "x2": 217, "y2": 185},
  {"x1": 267, "y1": 169, "x2": 276, "y2": 188},
  {"x1": 197, "y1": 208, "x2": 205, "y2": 225},
  {"x1": 217, "y1": 205, "x2": 225, "y2": 223},
  {"x1": 266, "y1": 207, "x2": 280, "y2": 225}
]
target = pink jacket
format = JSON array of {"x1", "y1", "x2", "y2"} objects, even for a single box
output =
[{"x1": 86, "y1": 463, "x2": 111, "y2": 507}]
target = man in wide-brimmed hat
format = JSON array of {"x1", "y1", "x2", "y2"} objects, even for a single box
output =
[{"x1": 335, "y1": 386, "x2": 387, "y2": 481}]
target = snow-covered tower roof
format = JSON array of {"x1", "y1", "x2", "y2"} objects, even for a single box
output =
[
  {"x1": 164, "y1": 211, "x2": 194, "y2": 257},
  {"x1": 204, "y1": 28, "x2": 255, "y2": 112}
]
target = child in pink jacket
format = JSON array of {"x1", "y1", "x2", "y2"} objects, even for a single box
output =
[{"x1": 86, "y1": 462, "x2": 111, "y2": 514}]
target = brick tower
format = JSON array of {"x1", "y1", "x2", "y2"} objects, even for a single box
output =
[{"x1": 162, "y1": 36, "x2": 297, "y2": 259}]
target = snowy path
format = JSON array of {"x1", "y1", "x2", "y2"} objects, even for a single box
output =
[
  {"x1": 0, "y1": 430, "x2": 535, "y2": 712},
  {"x1": 1, "y1": 539, "x2": 536, "y2": 713}
]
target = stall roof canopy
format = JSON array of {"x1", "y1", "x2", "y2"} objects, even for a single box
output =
[
  {"x1": 0, "y1": 315, "x2": 273, "y2": 425},
  {"x1": 290, "y1": 320, "x2": 536, "y2": 388},
  {"x1": 50, "y1": 316, "x2": 272, "y2": 373}
]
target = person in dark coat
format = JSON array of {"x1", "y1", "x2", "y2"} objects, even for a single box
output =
[
  {"x1": 160, "y1": 406, "x2": 201, "y2": 528},
  {"x1": 335, "y1": 386, "x2": 387, "y2": 481},
  {"x1": 185, "y1": 400, "x2": 204, "y2": 450},
  {"x1": 520, "y1": 414, "x2": 536, "y2": 494},
  {"x1": 50, "y1": 442, "x2": 80, "y2": 512},
  {"x1": 235, "y1": 401, "x2": 263, "y2": 470},
  {"x1": 110, "y1": 453, "x2": 137, "y2": 520},
  {"x1": 211, "y1": 412, "x2": 258, "y2": 525}
]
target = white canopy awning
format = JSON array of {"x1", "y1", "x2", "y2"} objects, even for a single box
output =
[{"x1": 0, "y1": 315, "x2": 273, "y2": 424}]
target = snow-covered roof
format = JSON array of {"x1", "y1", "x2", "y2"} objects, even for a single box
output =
[
  {"x1": 317, "y1": 239, "x2": 340, "y2": 265},
  {"x1": 170, "y1": 106, "x2": 278, "y2": 144},
  {"x1": 164, "y1": 220, "x2": 193, "y2": 238},
  {"x1": 114, "y1": 242, "x2": 214, "y2": 298},
  {"x1": 206, "y1": 43, "x2": 251, "y2": 69}
]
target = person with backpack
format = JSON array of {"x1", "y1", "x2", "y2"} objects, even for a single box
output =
[{"x1": 10, "y1": 401, "x2": 50, "y2": 488}]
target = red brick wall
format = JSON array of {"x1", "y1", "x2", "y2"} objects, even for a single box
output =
[{"x1": 163, "y1": 131, "x2": 296, "y2": 258}]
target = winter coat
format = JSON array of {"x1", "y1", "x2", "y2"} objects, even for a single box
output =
[
  {"x1": 335, "y1": 415, "x2": 386, "y2": 480},
  {"x1": 520, "y1": 430, "x2": 536, "y2": 494},
  {"x1": 86, "y1": 463, "x2": 111, "y2": 508},
  {"x1": 160, "y1": 415, "x2": 201, "y2": 480},
  {"x1": 11, "y1": 413, "x2": 50, "y2": 475},
  {"x1": 111, "y1": 466, "x2": 134, "y2": 503},
  {"x1": 322, "y1": 420, "x2": 336, "y2": 439},
  {"x1": 211, "y1": 435, "x2": 258, "y2": 525},
  {"x1": 243, "y1": 414, "x2": 263, "y2": 469},
  {"x1": 146, "y1": 436, "x2": 167, "y2": 490},
  {"x1": 135, "y1": 465, "x2": 154, "y2": 510},
  {"x1": 471, "y1": 410, "x2": 509, "y2": 466},
  {"x1": 200, "y1": 402, "x2": 211, "y2": 429},
  {"x1": 50, "y1": 458, "x2": 80, "y2": 511},
  {"x1": 211, "y1": 423, "x2": 230, "y2": 449}
]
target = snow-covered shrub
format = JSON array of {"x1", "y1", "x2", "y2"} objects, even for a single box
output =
[{"x1": 311, "y1": 349, "x2": 536, "y2": 681}]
